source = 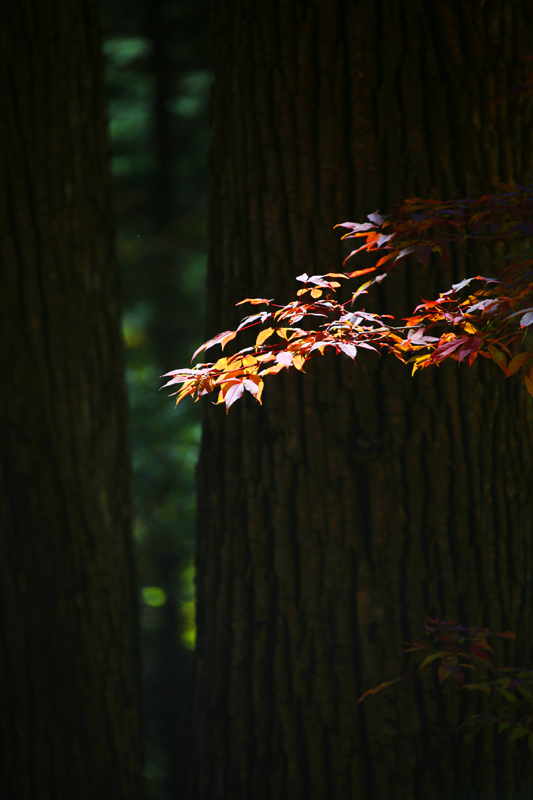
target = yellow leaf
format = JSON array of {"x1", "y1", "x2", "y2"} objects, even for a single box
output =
[
  {"x1": 311, "y1": 288, "x2": 323, "y2": 299},
  {"x1": 260, "y1": 362, "x2": 285, "y2": 377},
  {"x1": 256, "y1": 327, "x2": 275, "y2": 347},
  {"x1": 292, "y1": 354, "x2": 306, "y2": 371},
  {"x1": 463, "y1": 322, "x2": 478, "y2": 334},
  {"x1": 411, "y1": 354, "x2": 432, "y2": 375},
  {"x1": 175, "y1": 381, "x2": 196, "y2": 405},
  {"x1": 243, "y1": 372, "x2": 261, "y2": 385},
  {"x1": 256, "y1": 351, "x2": 277, "y2": 364},
  {"x1": 352, "y1": 280, "x2": 374, "y2": 300}
]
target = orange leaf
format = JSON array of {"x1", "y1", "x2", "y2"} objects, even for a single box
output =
[
  {"x1": 348, "y1": 266, "x2": 377, "y2": 278},
  {"x1": 375, "y1": 252, "x2": 397, "y2": 269}
]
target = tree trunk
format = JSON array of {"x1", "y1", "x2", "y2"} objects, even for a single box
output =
[
  {"x1": 0, "y1": 2, "x2": 143, "y2": 798},
  {"x1": 192, "y1": 1, "x2": 533, "y2": 798}
]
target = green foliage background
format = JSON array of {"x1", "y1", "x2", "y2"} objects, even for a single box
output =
[{"x1": 102, "y1": 1, "x2": 210, "y2": 796}]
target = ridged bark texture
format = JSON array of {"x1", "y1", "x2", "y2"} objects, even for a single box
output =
[
  {"x1": 193, "y1": 1, "x2": 533, "y2": 799},
  {"x1": 0, "y1": 2, "x2": 143, "y2": 798}
]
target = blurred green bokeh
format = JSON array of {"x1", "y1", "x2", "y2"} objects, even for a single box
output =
[{"x1": 102, "y1": 1, "x2": 210, "y2": 796}]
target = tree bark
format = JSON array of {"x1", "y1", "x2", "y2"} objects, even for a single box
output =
[
  {"x1": 0, "y1": 2, "x2": 143, "y2": 798},
  {"x1": 192, "y1": 1, "x2": 533, "y2": 799},
  {"x1": 192, "y1": 0, "x2": 533, "y2": 800}
]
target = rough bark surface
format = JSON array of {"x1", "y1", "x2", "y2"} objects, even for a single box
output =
[
  {"x1": 0, "y1": 2, "x2": 143, "y2": 798},
  {"x1": 193, "y1": 2, "x2": 533, "y2": 799}
]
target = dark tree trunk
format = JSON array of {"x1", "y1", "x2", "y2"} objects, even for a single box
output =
[
  {"x1": 192, "y1": 1, "x2": 533, "y2": 799},
  {"x1": 0, "y1": 2, "x2": 143, "y2": 798}
]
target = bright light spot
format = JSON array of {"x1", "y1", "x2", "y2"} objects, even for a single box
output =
[
  {"x1": 103, "y1": 38, "x2": 151, "y2": 66},
  {"x1": 179, "y1": 560, "x2": 196, "y2": 649},
  {"x1": 142, "y1": 586, "x2": 167, "y2": 607}
]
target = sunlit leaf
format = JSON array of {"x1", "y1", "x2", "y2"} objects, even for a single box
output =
[
  {"x1": 224, "y1": 383, "x2": 244, "y2": 411},
  {"x1": 276, "y1": 351, "x2": 293, "y2": 368},
  {"x1": 348, "y1": 266, "x2": 378, "y2": 278},
  {"x1": 192, "y1": 330, "x2": 236, "y2": 360},
  {"x1": 256, "y1": 327, "x2": 275, "y2": 347},
  {"x1": 292, "y1": 354, "x2": 306, "y2": 371},
  {"x1": 236, "y1": 297, "x2": 274, "y2": 305},
  {"x1": 338, "y1": 342, "x2": 357, "y2": 360}
]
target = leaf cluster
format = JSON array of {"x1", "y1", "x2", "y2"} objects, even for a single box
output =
[
  {"x1": 163, "y1": 186, "x2": 533, "y2": 409},
  {"x1": 357, "y1": 618, "x2": 533, "y2": 751}
]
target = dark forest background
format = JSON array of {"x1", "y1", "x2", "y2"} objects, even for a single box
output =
[{"x1": 102, "y1": 1, "x2": 210, "y2": 797}]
